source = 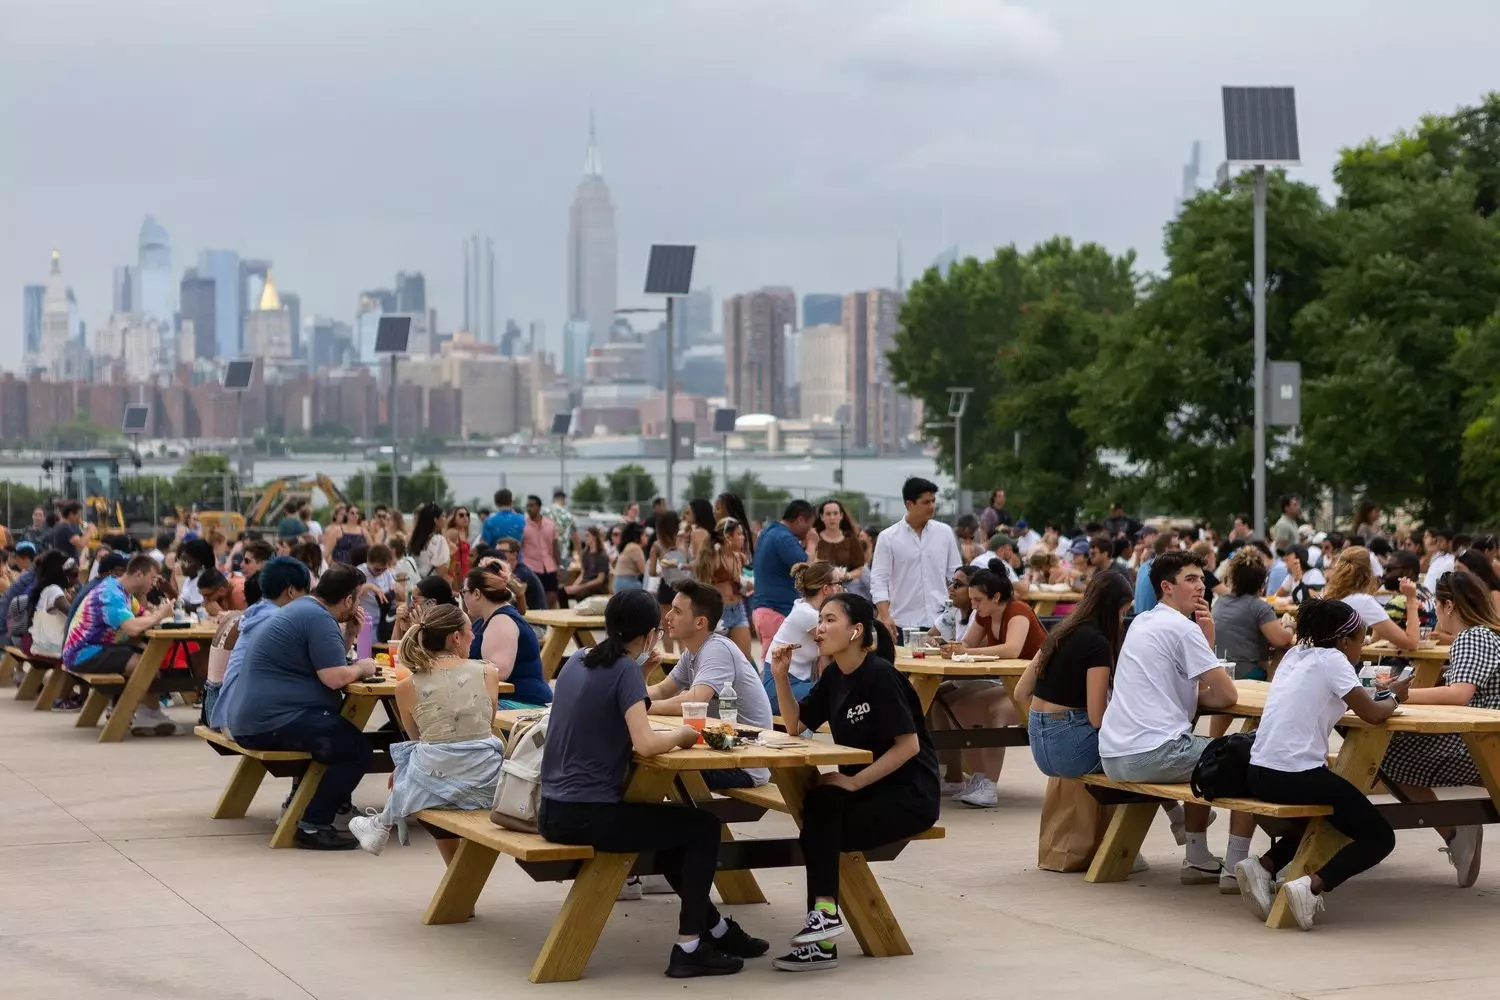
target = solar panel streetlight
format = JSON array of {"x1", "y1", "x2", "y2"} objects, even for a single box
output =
[
  {"x1": 642, "y1": 244, "x2": 696, "y2": 508},
  {"x1": 1222, "y1": 85, "x2": 1300, "y2": 540},
  {"x1": 713, "y1": 408, "x2": 737, "y2": 491},
  {"x1": 375, "y1": 316, "x2": 412, "y2": 513},
  {"x1": 551, "y1": 412, "x2": 573, "y2": 495},
  {"x1": 223, "y1": 359, "x2": 255, "y2": 481},
  {"x1": 122, "y1": 404, "x2": 150, "y2": 471}
]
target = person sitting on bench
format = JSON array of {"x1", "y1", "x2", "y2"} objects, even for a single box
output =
[
  {"x1": 1236, "y1": 599, "x2": 1398, "y2": 929},
  {"x1": 209, "y1": 557, "x2": 312, "y2": 731},
  {"x1": 62, "y1": 554, "x2": 174, "y2": 735},
  {"x1": 539, "y1": 589, "x2": 770, "y2": 979},
  {"x1": 768, "y1": 593, "x2": 939, "y2": 973},
  {"x1": 1098, "y1": 550, "x2": 1250, "y2": 887}
]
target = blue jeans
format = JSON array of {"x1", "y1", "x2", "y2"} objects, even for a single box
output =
[
  {"x1": 200, "y1": 681, "x2": 221, "y2": 728},
  {"x1": 702, "y1": 768, "x2": 755, "y2": 790},
  {"x1": 761, "y1": 665, "x2": 816, "y2": 714},
  {"x1": 1028, "y1": 709, "x2": 1102, "y2": 779},
  {"x1": 235, "y1": 708, "x2": 373, "y2": 828}
]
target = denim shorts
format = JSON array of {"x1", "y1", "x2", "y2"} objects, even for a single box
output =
[
  {"x1": 1101, "y1": 732, "x2": 1211, "y2": 784},
  {"x1": 1028, "y1": 709, "x2": 1101, "y2": 779},
  {"x1": 718, "y1": 599, "x2": 749, "y2": 631}
]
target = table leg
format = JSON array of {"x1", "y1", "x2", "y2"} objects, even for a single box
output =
[
  {"x1": 423, "y1": 838, "x2": 501, "y2": 925},
  {"x1": 270, "y1": 693, "x2": 380, "y2": 848},
  {"x1": 574, "y1": 628, "x2": 598, "y2": 648},
  {"x1": 0, "y1": 649, "x2": 15, "y2": 687},
  {"x1": 907, "y1": 675, "x2": 942, "y2": 715},
  {"x1": 1413, "y1": 661, "x2": 1444, "y2": 689},
  {"x1": 15, "y1": 661, "x2": 46, "y2": 701},
  {"x1": 34, "y1": 665, "x2": 68, "y2": 711},
  {"x1": 677, "y1": 772, "x2": 767, "y2": 906},
  {"x1": 1461, "y1": 732, "x2": 1500, "y2": 805},
  {"x1": 530, "y1": 766, "x2": 677, "y2": 984},
  {"x1": 539, "y1": 626, "x2": 574, "y2": 679},
  {"x1": 1084, "y1": 801, "x2": 1156, "y2": 883},
  {"x1": 99, "y1": 638, "x2": 170, "y2": 743},
  {"x1": 213, "y1": 757, "x2": 270, "y2": 819}
]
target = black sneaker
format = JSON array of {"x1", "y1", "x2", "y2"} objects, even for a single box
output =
[
  {"x1": 705, "y1": 918, "x2": 769, "y2": 958},
  {"x1": 665, "y1": 941, "x2": 743, "y2": 978},
  {"x1": 293, "y1": 826, "x2": 359, "y2": 851},
  {"x1": 791, "y1": 907, "x2": 846, "y2": 945},
  {"x1": 774, "y1": 943, "x2": 839, "y2": 971}
]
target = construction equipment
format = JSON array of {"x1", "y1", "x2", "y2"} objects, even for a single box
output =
[
  {"x1": 45, "y1": 452, "x2": 176, "y2": 539},
  {"x1": 240, "y1": 474, "x2": 349, "y2": 528}
]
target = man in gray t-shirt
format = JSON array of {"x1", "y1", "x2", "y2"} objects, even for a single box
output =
[{"x1": 651, "y1": 582, "x2": 774, "y2": 788}]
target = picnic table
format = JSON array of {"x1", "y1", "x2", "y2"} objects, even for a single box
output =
[
  {"x1": 1023, "y1": 589, "x2": 1082, "y2": 615},
  {"x1": 1361, "y1": 639, "x2": 1452, "y2": 687},
  {"x1": 422, "y1": 709, "x2": 933, "y2": 982},
  {"x1": 80, "y1": 623, "x2": 220, "y2": 743},
  {"x1": 893, "y1": 649, "x2": 1031, "y2": 750},
  {"x1": 525, "y1": 609, "x2": 603, "y2": 678}
]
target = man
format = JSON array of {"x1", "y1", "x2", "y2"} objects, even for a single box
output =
[
  {"x1": 63, "y1": 554, "x2": 176, "y2": 735},
  {"x1": 522, "y1": 495, "x2": 561, "y2": 607},
  {"x1": 21, "y1": 507, "x2": 48, "y2": 547},
  {"x1": 50, "y1": 500, "x2": 89, "y2": 558},
  {"x1": 1088, "y1": 535, "x2": 1131, "y2": 585},
  {"x1": 871, "y1": 478, "x2": 962, "y2": 642},
  {"x1": 546, "y1": 490, "x2": 579, "y2": 568},
  {"x1": 276, "y1": 516, "x2": 304, "y2": 554},
  {"x1": 67, "y1": 550, "x2": 128, "y2": 624},
  {"x1": 1272, "y1": 495, "x2": 1301, "y2": 555},
  {"x1": 299, "y1": 504, "x2": 322, "y2": 541},
  {"x1": 649, "y1": 580, "x2": 775, "y2": 789},
  {"x1": 977, "y1": 489, "x2": 1012, "y2": 537},
  {"x1": 1099, "y1": 550, "x2": 1247, "y2": 886},
  {"x1": 1013, "y1": 519, "x2": 1043, "y2": 558},
  {"x1": 1218, "y1": 514, "x2": 1254, "y2": 562},
  {"x1": 481, "y1": 489, "x2": 526, "y2": 547},
  {"x1": 232, "y1": 539, "x2": 275, "y2": 609},
  {"x1": 494, "y1": 538, "x2": 547, "y2": 613},
  {"x1": 648, "y1": 496, "x2": 667, "y2": 531},
  {"x1": 0, "y1": 541, "x2": 38, "y2": 642},
  {"x1": 226, "y1": 564, "x2": 378, "y2": 850},
  {"x1": 986, "y1": 534, "x2": 1022, "y2": 583},
  {"x1": 276, "y1": 500, "x2": 308, "y2": 544},
  {"x1": 1133, "y1": 530, "x2": 1176, "y2": 615},
  {"x1": 1103, "y1": 501, "x2": 1142, "y2": 541},
  {"x1": 750, "y1": 499, "x2": 817, "y2": 653},
  {"x1": 1423, "y1": 527, "x2": 1456, "y2": 592},
  {"x1": 211, "y1": 556, "x2": 313, "y2": 731}
]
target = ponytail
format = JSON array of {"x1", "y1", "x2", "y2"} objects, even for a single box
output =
[
  {"x1": 583, "y1": 590, "x2": 661, "y2": 668},
  {"x1": 397, "y1": 601, "x2": 469, "y2": 672}
]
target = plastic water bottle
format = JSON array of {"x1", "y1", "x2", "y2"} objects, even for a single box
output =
[{"x1": 719, "y1": 681, "x2": 738, "y2": 726}]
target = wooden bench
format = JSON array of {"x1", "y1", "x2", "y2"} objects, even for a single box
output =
[
  {"x1": 718, "y1": 783, "x2": 947, "y2": 842},
  {"x1": 194, "y1": 725, "x2": 315, "y2": 847},
  {"x1": 10, "y1": 648, "x2": 61, "y2": 703},
  {"x1": 63, "y1": 670, "x2": 126, "y2": 727},
  {"x1": 1075, "y1": 774, "x2": 1333, "y2": 883}
]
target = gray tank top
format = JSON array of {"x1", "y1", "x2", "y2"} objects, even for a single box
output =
[{"x1": 410, "y1": 661, "x2": 494, "y2": 743}]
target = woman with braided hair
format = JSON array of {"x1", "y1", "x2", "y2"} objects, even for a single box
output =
[
  {"x1": 348, "y1": 601, "x2": 503, "y2": 857},
  {"x1": 1234, "y1": 598, "x2": 1398, "y2": 930}
]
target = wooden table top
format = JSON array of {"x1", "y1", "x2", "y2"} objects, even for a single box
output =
[
  {"x1": 1227, "y1": 679, "x2": 1500, "y2": 733},
  {"x1": 145, "y1": 623, "x2": 220, "y2": 641},
  {"x1": 1362, "y1": 641, "x2": 1450, "y2": 662},
  {"x1": 347, "y1": 673, "x2": 515, "y2": 697},
  {"x1": 494, "y1": 708, "x2": 871, "y2": 770},
  {"x1": 1024, "y1": 590, "x2": 1081, "y2": 603},
  {"x1": 524, "y1": 609, "x2": 605, "y2": 629},
  {"x1": 893, "y1": 650, "x2": 1029, "y2": 677}
]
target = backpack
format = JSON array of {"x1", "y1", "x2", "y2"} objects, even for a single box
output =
[
  {"x1": 658, "y1": 546, "x2": 692, "y2": 586},
  {"x1": 7, "y1": 594, "x2": 32, "y2": 644},
  {"x1": 1190, "y1": 731, "x2": 1256, "y2": 802},
  {"x1": 490, "y1": 712, "x2": 549, "y2": 833}
]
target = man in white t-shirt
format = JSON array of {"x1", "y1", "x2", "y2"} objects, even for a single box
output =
[
  {"x1": 1100, "y1": 550, "x2": 1246, "y2": 885},
  {"x1": 1423, "y1": 528, "x2": 1455, "y2": 592}
]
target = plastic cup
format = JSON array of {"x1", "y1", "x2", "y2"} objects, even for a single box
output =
[
  {"x1": 683, "y1": 701, "x2": 709, "y2": 743},
  {"x1": 1373, "y1": 665, "x2": 1392, "y2": 688}
]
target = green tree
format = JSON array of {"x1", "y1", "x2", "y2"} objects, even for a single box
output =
[
  {"x1": 828, "y1": 489, "x2": 874, "y2": 525},
  {"x1": 608, "y1": 463, "x2": 657, "y2": 505},
  {"x1": 173, "y1": 453, "x2": 236, "y2": 510},
  {"x1": 726, "y1": 470, "x2": 791, "y2": 523},
  {"x1": 0, "y1": 481, "x2": 50, "y2": 528},
  {"x1": 344, "y1": 461, "x2": 452, "y2": 513},
  {"x1": 45, "y1": 412, "x2": 120, "y2": 451},
  {"x1": 685, "y1": 466, "x2": 716, "y2": 502},
  {"x1": 572, "y1": 475, "x2": 605, "y2": 508}
]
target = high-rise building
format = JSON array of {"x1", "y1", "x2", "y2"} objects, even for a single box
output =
[
  {"x1": 355, "y1": 289, "x2": 396, "y2": 364},
  {"x1": 843, "y1": 288, "x2": 906, "y2": 453},
  {"x1": 723, "y1": 287, "x2": 795, "y2": 416},
  {"x1": 136, "y1": 216, "x2": 174, "y2": 331},
  {"x1": 112, "y1": 265, "x2": 136, "y2": 314},
  {"x1": 308, "y1": 316, "x2": 355, "y2": 371},
  {"x1": 41, "y1": 250, "x2": 72, "y2": 374},
  {"x1": 567, "y1": 112, "x2": 617, "y2": 351},
  {"x1": 244, "y1": 272, "x2": 293, "y2": 360},
  {"x1": 673, "y1": 288, "x2": 714, "y2": 347},
  {"x1": 395, "y1": 271, "x2": 426, "y2": 314},
  {"x1": 802, "y1": 293, "x2": 842, "y2": 328},
  {"x1": 562, "y1": 319, "x2": 590, "y2": 382},
  {"x1": 197, "y1": 249, "x2": 241, "y2": 356},
  {"x1": 179, "y1": 269, "x2": 217, "y2": 360},
  {"x1": 931, "y1": 245, "x2": 959, "y2": 279},
  {"x1": 239, "y1": 258, "x2": 271, "y2": 351},
  {"x1": 462, "y1": 236, "x2": 496, "y2": 341},
  {"x1": 280, "y1": 291, "x2": 301, "y2": 357},
  {"x1": 797, "y1": 324, "x2": 850, "y2": 422},
  {"x1": 22, "y1": 285, "x2": 44, "y2": 360}
]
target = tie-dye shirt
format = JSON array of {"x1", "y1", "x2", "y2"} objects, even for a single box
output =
[{"x1": 62, "y1": 576, "x2": 138, "y2": 668}]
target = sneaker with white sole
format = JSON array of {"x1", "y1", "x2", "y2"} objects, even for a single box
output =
[
  {"x1": 941, "y1": 777, "x2": 970, "y2": 797},
  {"x1": 1281, "y1": 875, "x2": 1324, "y2": 930},
  {"x1": 1218, "y1": 870, "x2": 1240, "y2": 894},
  {"x1": 1181, "y1": 858, "x2": 1224, "y2": 885},
  {"x1": 774, "y1": 944, "x2": 838, "y2": 971},
  {"x1": 130, "y1": 705, "x2": 177, "y2": 737},
  {"x1": 617, "y1": 876, "x2": 644, "y2": 901},
  {"x1": 790, "y1": 907, "x2": 846, "y2": 945},
  {"x1": 640, "y1": 874, "x2": 675, "y2": 894},
  {"x1": 955, "y1": 775, "x2": 999, "y2": 808},
  {"x1": 1442, "y1": 826, "x2": 1483, "y2": 888},
  {"x1": 1235, "y1": 857, "x2": 1276, "y2": 920},
  {"x1": 349, "y1": 809, "x2": 390, "y2": 856},
  {"x1": 1131, "y1": 854, "x2": 1150, "y2": 874}
]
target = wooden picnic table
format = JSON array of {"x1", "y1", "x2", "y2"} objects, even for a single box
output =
[
  {"x1": 525, "y1": 609, "x2": 604, "y2": 679},
  {"x1": 477, "y1": 708, "x2": 926, "y2": 981},
  {"x1": 1361, "y1": 639, "x2": 1451, "y2": 686},
  {"x1": 1024, "y1": 589, "x2": 1082, "y2": 615},
  {"x1": 894, "y1": 650, "x2": 1031, "y2": 749},
  {"x1": 83, "y1": 623, "x2": 220, "y2": 743}
]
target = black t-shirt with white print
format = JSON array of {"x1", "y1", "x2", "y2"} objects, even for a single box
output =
[{"x1": 797, "y1": 652, "x2": 940, "y2": 796}]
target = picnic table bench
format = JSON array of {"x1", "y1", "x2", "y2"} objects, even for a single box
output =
[
  {"x1": 1023, "y1": 589, "x2": 1082, "y2": 615},
  {"x1": 895, "y1": 650, "x2": 1032, "y2": 750},
  {"x1": 8, "y1": 647, "x2": 61, "y2": 703}
]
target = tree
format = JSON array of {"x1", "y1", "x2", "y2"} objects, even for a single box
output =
[
  {"x1": 685, "y1": 466, "x2": 716, "y2": 502},
  {"x1": 0, "y1": 481, "x2": 49, "y2": 528},
  {"x1": 726, "y1": 470, "x2": 791, "y2": 524},
  {"x1": 45, "y1": 412, "x2": 120, "y2": 451},
  {"x1": 173, "y1": 453, "x2": 236, "y2": 510},
  {"x1": 572, "y1": 475, "x2": 605, "y2": 508},
  {"x1": 607, "y1": 464, "x2": 657, "y2": 506},
  {"x1": 344, "y1": 461, "x2": 452, "y2": 513}
]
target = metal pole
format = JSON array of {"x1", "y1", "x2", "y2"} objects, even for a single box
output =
[
  {"x1": 839, "y1": 423, "x2": 846, "y2": 488},
  {"x1": 237, "y1": 391, "x2": 244, "y2": 482},
  {"x1": 722, "y1": 433, "x2": 728, "y2": 491},
  {"x1": 389, "y1": 354, "x2": 400, "y2": 513},
  {"x1": 558, "y1": 434, "x2": 566, "y2": 492},
  {"x1": 1252, "y1": 165, "x2": 1268, "y2": 539},
  {"x1": 664, "y1": 297, "x2": 675, "y2": 510},
  {"x1": 954, "y1": 411, "x2": 963, "y2": 517}
]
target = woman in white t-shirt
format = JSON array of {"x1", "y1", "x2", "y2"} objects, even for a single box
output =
[
  {"x1": 1321, "y1": 545, "x2": 1420, "y2": 651},
  {"x1": 761, "y1": 561, "x2": 840, "y2": 713},
  {"x1": 1234, "y1": 599, "x2": 1398, "y2": 931},
  {"x1": 26, "y1": 551, "x2": 72, "y2": 658}
]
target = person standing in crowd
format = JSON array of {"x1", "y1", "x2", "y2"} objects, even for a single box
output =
[
  {"x1": 811, "y1": 498, "x2": 865, "y2": 584},
  {"x1": 323, "y1": 505, "x2": 365, "y2": 566},
  {"x1": 444, "y1": 507, "x2": 473, "y2": 586},
  {"x1": 1353, "y1": 500, "x2": 1383, "y2": 544},
  {"x1": 870, "y1": 478, "x2": 961, "y2": 643},
  {"x1": 649, "y1": 511, "x2": 690, "y2": 638},
  {"x1": 1272, "y1": 494, "x2": 1301, "y2": 554},
  {"x1": 692, "y1": 517, "x2": 754, "y2": 660},
  {"x1": 751, "y1": 499, "x2": 817, "y2": 653},
  {"x1": 1424, "y1": 528, "x2": 1457, "y2": 592},
  {"x1": 1218, "y1": 514, "x2": 1255, "y2": 562},
  {"x1": 977, "y1": 489, "x2": 1013, "y2": 537},
  {"x1": 1103, "y1": 501, "x2": 1141, "y2": 541},
  {"x1": 715, "y1": 493, "x2": 755, "y2": 556},
  {"x1": 408, "y1": 503, "x2": 451, "y2": 580},
  {"x1": 1100, "y1": 550, "x2": 1250, "y2": 887},
  {"x1": 461, "y1": 565, "x2": 552, "y2": 709},
  {"x1": 522, "y1": 495, "x2": 560, "y2": 608},
  {"x1": 561, "y1": 527, "x2": 611, "y2": 606},
  {"x1": 611, "y1": 522, "x2": 648, "y2": 593},
  {"x1": 481, "y1": 489, "x2": 526, "y2": 547},
  {"x1": 547, "y1": 490, "x2": 578, "y2": 570},
  {"x1": 21, "y1": 507, "x2": 48, "y2": 547}
]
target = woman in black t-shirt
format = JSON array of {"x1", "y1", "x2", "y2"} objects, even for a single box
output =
[
  {"x1": 1015, "y1": 570, "x2": 1133, "y2": 778},
  {"x1": 768, "y1": 593, "x2": 939, "y2": 972}
]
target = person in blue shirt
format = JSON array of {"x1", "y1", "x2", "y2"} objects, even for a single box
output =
[
  {"x1": 481, "y1": 489, "x2": 526, "y2": 548},
  {"x1": 0, "y1": 542, "x2": 38, "y2": 644},
  {"x1": 66, "y1": 551, "x2": 128, "y2": 624},
  {"x1": 1134, "y1": 529, "x2": 1176, "y2": 615},
  {"x1": 750, "y1": 499, "x2": 817, "y2": 655},
  {"x1": 209, "y1": 556, "x2": 313, "y2": 730}
]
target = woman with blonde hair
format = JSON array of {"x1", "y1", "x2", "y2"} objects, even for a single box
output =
[
  {"x1": 1321, "y1": 545, "x2": 1420, "y2": 651},
  {"x1": 694, "y1": 516, "x2": 754, "y2": 661},
  {"x1": 349, "y1": 602, "x2": 503, "y2": 857},
  {"x1": 762, "y1": 561, "x2": 841, "y2": 712}
]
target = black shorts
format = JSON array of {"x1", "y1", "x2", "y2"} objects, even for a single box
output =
[
  {"x1": 537, "y1": 572, "x2": 559, "y2": 593},
  {"x1": 70, "y1": 643, "x2": 140, "y2": 675}
]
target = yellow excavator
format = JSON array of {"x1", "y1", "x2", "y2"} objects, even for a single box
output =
[{"x1": 196, "y1": 474, "x2": 348, "y2": 536}]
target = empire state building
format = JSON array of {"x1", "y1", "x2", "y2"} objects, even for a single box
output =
[{"x1": 567, "y1": 113, "x2": 618, "y2": 350}]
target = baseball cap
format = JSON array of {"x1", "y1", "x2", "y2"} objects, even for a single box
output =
[
  {"x1": 277, "y1": 516, "x2": 306, "y2": 540},
  {"x1": 1015, "y1": 519, "x2": 1029, "y2": 531},
  {"x1": 988, "y1": 534, "x2": 1015, "y2": 551},
  {"x1": 15, "y1": 541, "x2": 36, "y2": 556},
  {"x1": 1068, "y1": 537, "x2": 1090, "y2": 557}
]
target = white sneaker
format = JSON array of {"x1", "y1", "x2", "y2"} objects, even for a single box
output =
[
  {"x1": 348, "y1": 809, "x2": 390, "y2": 856},
  {"x1": 1218, "y1": 870, "x2": 1240, "y2": 894},
  {"x1": 1235, "y1": 857, "x2": 1276, "y2": 920},
  {"x1": 1442, "y1": 826, "x2": 1483, "y2": 888},
  {"x1": 955, "y1": 775, "x2": 999, "y2": 808},
  {"x1": 130, "y1": 705, "x2": 177, "y2": 736},
  {"x1": 617, "y1": 876, "x2": 643, "y2": 901},
  {"x1": 640, "y1": 874, "x2": 675, "y2": 895},
  {"x1": 1181, "y1": 857, "x2": 1224, "y2": 885},
  {"x1": 941, "y1": 777, "x2": 970, "y2": 797},
  {"x1": 1131, "y1": 854, "x2": 1150, "y2": 874},
  {"x1": 1281, "y1": 875, "x2": 1324, "y2": 930}
]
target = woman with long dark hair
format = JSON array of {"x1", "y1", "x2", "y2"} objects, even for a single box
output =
[
  {"x1": 811, "y1": 498, "x2": 863, "y2": 582},
  {"x1": 26, "y1": 549, "x2": 71, "y2": 659},
  {"x1": 612, "y1": 521, "x2": 647, "y2": 592},
  {"x1": 715, "y1": 493, "x2": 754, "y2": 556},
  {"x1": 693, "y1": 517, "x2": 753, "y2": 661},
  {"x1": 540, "y1": 589, "x2": 768, "y2": 978},
  {"x1": 409, "y1": 502, "x2": 451, "y2": 580},
  {"x1": 683, "y1": 499, "x2": 715, "y2": 560},
  {"x1": 445, "y1": 506, "x2": 473, "y2": 585},
  {"x1": 768, "y1": 592, "x2": 938, "y2": 972},
  {"x1": 1456, "y1": 549, "x2": 1500, "y2": 617},
  {"x1": 562, "y1": 527, "x2": 611, "y2": 605}
]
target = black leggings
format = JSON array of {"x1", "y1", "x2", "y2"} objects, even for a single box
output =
[
  {"x1": 800, "y1": 782, "x2": 938, "y2": 909},
  {"x1": 539, "y1": 797, "x2": 722, "y2": 937},
  {"x1": 1247, "y1": 764, "x2": 1395, "y2": 891}
]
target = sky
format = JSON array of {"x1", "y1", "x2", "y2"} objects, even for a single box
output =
[{"x1": 4, "y1": 0, "x2": 1500, "y2": 363}]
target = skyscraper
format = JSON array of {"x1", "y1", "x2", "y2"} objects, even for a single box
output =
[
  {"x1": 41, "y1": 250, "x2": 72, "y2": 373},
  {"x1": 197, "y1": 249, "x2": 241, "y2": 356},
  {"x1": 843, "y1": 288, "x2": 906, "y2": 453},
  {"x1": 802, "y1": 293, "x2": 842, "y2": 327},
  {"x1": 136, "y1": 216, "x2": 174, "y2": 330},
  {"x1": 567, "y1": 112, "x2": 617, "y2": 350},
  {"x1": 461, "y1": 237, "x2": 495, "y2": 341},
  {"x1": 112, "y1": 265, "x2": 136, "y2": 314},
  {"x1": 355, "y1": 289, "x2": 396, "y2": 364},
  {"x1": 179, "y1": 269, "x2": 217, "y2": 360},
  {"x1": 281, "y1": 291, "x2": 302, "y2": 358},
  {"x1": 673, "y1": 288, "x2": 713, "y2": 347},
  {"x1": 244, "y1": 272, "x2": 293, "y2": 360},
  {"x1": 239, "y1": 258, "x2": 271, "y2": 350},
  {"x1": 723, "y1": 287, "x2": 795, "y2": 417},
  {"x1": 395, "y1": 271, "x2": 426, "y2": 314},
  {"x1": 22, "y1": 285, "x2": 44, "y2": 359}
]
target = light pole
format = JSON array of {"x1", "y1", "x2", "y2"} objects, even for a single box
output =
[
  {"x1": 550, "y1": 413, "x2": 572, "y2": 493},
  {"x1": 946, "y1": 386, "x2": 973, "y2": 514},
  {"x1": 638, "y1": 243, "x2": 697, "y2": 510},
  {"x1": 374, "y1": 316, "x2": 412, "y2": 514},
  {"x1": 615, "y1": 305, "x2": 670, "y2": 504}
]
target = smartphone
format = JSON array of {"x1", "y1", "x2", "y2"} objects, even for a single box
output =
[
  {"x1": 1396, "y1": 666, "x2": 1415, "y2": 683},
  {"x1": 1373, "y1": 690, "x2": 1396, "y2": 702}
]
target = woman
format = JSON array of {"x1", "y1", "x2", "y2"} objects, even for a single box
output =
[
  {"x1": 409, "y1": 502, "x2": 452, "y2": 580},
  {"x1": 1016, "y1": 571, "x2": 1135, "y2": 778},
  {"x1": 1456, "y1": 550, "x2": 1500, "y2": 616},
  {"x1": 768, "y1": 593, "x2": 939, "y2": 972},
  {"x1": 934, "y1": 569, "x2": 1044, "y2": 808},
  {"x1": 1213, "y1": 546, "x2": 1295, "y2": 682},
  {"x1": 348, "y1": 602, "x2": 504, "y2": 857},
  {"x1": 694, "y1": 517, "x2": 753, "y2": 661},
  {"x1": 1382, "y1": 550, "x2": 1437, "y2": 634},
  {"x1": 811, "y1": 499, "x2": 864, "y2": 583},
  {"x1": 954, "y1": 514, "x2": 985, "y2": 565},
  {"x1": 540, "y1": 589, "x2": 768, "y2": 978},
  {"x1": 445, "y1": 507, "x2": 474, "y2": 585},
  {"x1": 649, "y1": 511, "x2": 691, "y2": 615},
  {"x1": 714, "y1": 493, "x2": 754, "y2": 556},
  {"x1": 1380, "y1": 571, "x2": 1500, "y2": 887},
  {"x1": 844, "y1": 526, "x2": 878, "y2": 602},
  {"x1": 1234, "y1": 599, "x2": 1399, "y2": 929},
  {"x1": 762, "y1": 561, "x2": 840, "y2": 712},
  {"x1": 611, "y1": 522, "x2": 648, "y2": 592},
  {"x1": 562, "y1": 527, "x2": 610, "y2": 605},
  {"x1": 605, "y1": 523, "x2": 623, "y2": 562},
  {"x1": 462, "y1": 565, "x2": 552, "y2": 709},
  {"x1": 1353, "y1": 500, "x2": 1383, "y2": 544},
  {"x1": 932, "y1": 565, "x2": 977, "y2": 643},
  {"x1": 391, "y1": 575, "x2": 462, "y2": 643},
  {"x1": 1322, "y1": 546, "x2": 1420, "y2": 651},
  {"x1": 682, "y1": 499, "x2": 714, "y2": 560},
  {"x1": 324, "y1": 505, "x2": 367, "y2": 566},
  {"x1": 26, "y1": 549, "x2": 71, "y2": 659}
]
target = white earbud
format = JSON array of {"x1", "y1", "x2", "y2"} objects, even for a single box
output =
[{"x1": 850, "y1": 629, "x2": 859, "y2": 642}]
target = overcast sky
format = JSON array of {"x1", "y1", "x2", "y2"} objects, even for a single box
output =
[{"x1": 4, "y1": 0, "x2": 1499, "y2": 362}]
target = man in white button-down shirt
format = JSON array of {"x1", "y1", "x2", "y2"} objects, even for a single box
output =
[{"x1": 871, "y1": 477, "x2": 963, "y2": 640}]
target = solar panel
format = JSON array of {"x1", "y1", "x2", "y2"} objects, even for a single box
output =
[
  {"x1": 122, "y1": 404, "x2": 150, "y2": 433},
  {"x1": 1222, "y1": 86, "x2": 1300, "y2": 164},
  {"x1": 712, "y1": 408, "x2": 738, "y2": 434},
  {"x1": 550, "y1": 412, "x2": 573, "y2": 436},
  {"x1": 374, "y1": 315, "x2": 412, "y2": 354},
  {"x1": 644, "y1": 245, "x2": 696, "y2": 296},
  {"x1": 223, "y1": 359, "x2": 254, "y2": 391}
]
